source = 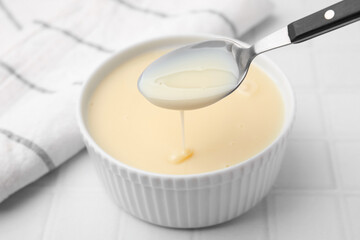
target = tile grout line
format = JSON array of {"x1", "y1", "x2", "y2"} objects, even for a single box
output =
[
  {"x1": 271, "y1": 189, "x2": 360, "y2": 195},
  {"x1": 265, "y1": 193, "x2": 277, "y2": 240},
  {"x1": 307, "y1": 43, "x2": 335, "y2": 182},
  {"x1": 317, "y1": 92, "x2": 352, "y2": 240},
  {"x1": 116, "y1": 209, "x2": 127, "y2": 240},
  {"x1": 328, "y1": 139, "x2": 353, "y2": 240},
  {"x1": 39, "y1": 170, "x2": 61, "y2": 240},
  {"x1": 264, "y1": 196, "x2": 273, "y2": 240},
  {"x1": 190, "y1": 229, "x2": 198, "y2": 240},
  {"x1": 308, "y1": 42, "x2": 352, "y2": 240},
  {"x1": 289, "y1": 136, "x2": 360, "y2": 141}
]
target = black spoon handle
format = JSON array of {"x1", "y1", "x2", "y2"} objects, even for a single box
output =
[{"x1": 288, "y1": 0, "x2": 360, "y2": 43}]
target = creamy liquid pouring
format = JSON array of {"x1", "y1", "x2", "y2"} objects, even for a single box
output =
[
  {"x1": 87, "y1": 49, "x2": 284, "y2": 175},
  {"x1": 138, "y1": 46, "x2": 239, "y2": 110},
  {"x1": 169, "y1": 111, "x2": 193, "y2": 164},
  {"x1": 138, "y1": 46, "x2": 240, "y2": 163}
]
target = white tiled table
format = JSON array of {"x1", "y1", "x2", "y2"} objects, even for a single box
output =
[{"x1": 1, "y1": 0, "x2": 360, "y2": 239}]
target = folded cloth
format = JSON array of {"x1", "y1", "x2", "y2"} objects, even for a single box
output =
[{"x1": 0, "y1": 0, "x2": 272, "y2": 203}]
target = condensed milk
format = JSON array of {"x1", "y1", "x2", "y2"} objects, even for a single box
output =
[
  {"x1": 87, "y1": 49, "x2": 284, "y2": 175},
  {"x1": 138, "y1": 46, "x2": 239, "y2": 110}
]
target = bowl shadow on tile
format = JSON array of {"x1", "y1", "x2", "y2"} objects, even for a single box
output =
[
  {"x1": 121, "y1": 197, "x2": 268, "y2": 237},
  {"x1": 197, "y1": 198, "x2": 268, "y2": 232}
]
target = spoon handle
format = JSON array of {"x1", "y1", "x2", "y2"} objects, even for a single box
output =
[{"x1": 288, "y1": 0, "x2": 360, "y2": 43}]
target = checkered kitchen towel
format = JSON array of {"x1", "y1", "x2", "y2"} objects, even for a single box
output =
[{"x1": 0, "y1": 0, "x2": 272, "y2": 202}]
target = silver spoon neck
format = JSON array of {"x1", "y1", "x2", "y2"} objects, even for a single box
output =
[{"x1": 252, "y1": 26, "x2": 292, "y2": 56}]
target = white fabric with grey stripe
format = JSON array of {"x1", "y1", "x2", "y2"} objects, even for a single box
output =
[{"x1": 0, "y1": 0, "x2": 272, "y2": 202}]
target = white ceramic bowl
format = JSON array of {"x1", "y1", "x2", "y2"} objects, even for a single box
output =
[{"x1": 77, "y1": 35, "x2": 295, "y2": 228}]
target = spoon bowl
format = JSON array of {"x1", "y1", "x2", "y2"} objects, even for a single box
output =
[{"x1": 138, "y1": 39, "x2": 242, "y2": 110}]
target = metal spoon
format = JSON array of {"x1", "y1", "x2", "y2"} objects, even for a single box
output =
[{"x1": 139, "y1": 0, "x2": 360, "y2": 110}]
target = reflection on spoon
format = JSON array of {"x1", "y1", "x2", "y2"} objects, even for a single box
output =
[{"x1": 138, "y1": 43, "x2": 239, "y2": 110}]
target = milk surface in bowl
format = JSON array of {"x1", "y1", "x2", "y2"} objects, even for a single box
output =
[
  {"x1": 78, "y1": 35, "x2": 295, "y2": 228},
  {"x1": 87, "y1": 50, "x2": 284, "y2": 174}
]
